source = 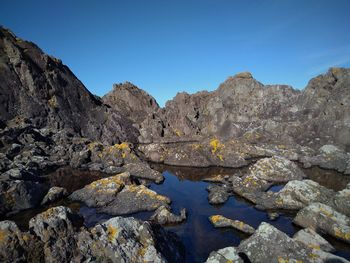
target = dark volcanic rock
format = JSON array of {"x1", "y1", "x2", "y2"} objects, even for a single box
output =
[
  {"x1": 0, "y1": 180, "x2": 48, "y2": 216},
  {"x1": 0, "y1": 26, "x2": 138, "y2": 144}
]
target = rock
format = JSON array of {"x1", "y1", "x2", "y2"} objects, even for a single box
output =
[
  {"x1": 150, "y1": 205, "x2": 186, "y2": 225},
  {"x1": 123, "y1": 162, "x2": 164, "y2": 183},
  {"x1": 205, "y1": 247, "x2": 243, "y2": 263},
  {"x1": 69, "y1": 172, "x2": 130, "y2": 207},
  {"x1": 293, "y1": 228, "x2": 335, "y2": 252},
  {"x1": 40, "y1": 186, "x2": 68, "y2": 205},
  {"x1": 0, "y1": 26, "x2": 139, "y2": 145},
  {"x1": 209, "y1": 215, "x2": 255, "y2": 235},
  {"x1": 272, "y1": 180, "x2": 335, "y2": 210},
  {"x1": 70, "y1": 172, "x2": 170, "y2": 215},
  {"x1": 75, "y1": 216, "x2": 184, "y2": 263},
  {"x1": 207, "y1": 184, "x2": 231, "y2": 205},
  {"x1": 0, "y1": 180, "x2": 48, "y2": 216},
  {"x1": 29, "y1": 206, "x2": 78, "y2": 262},
  {"x1": 2, "y1": 168, "x2": 36, "y2": 180},
  {"x1": 249, "y1": 156, "x2": 305, "y2": 183},
  {"x1": 300, "y1": 145, "x2": 350, "y2": 174},
  {"x1": 0, "y1": 220, "x2": 43, "y2": 263},
  {"x1": 294, "y1": 202, "x2": 350, "y2": 244},
  {"x1": 97, "y1": 184, "x2": 171, "y2": 215}
]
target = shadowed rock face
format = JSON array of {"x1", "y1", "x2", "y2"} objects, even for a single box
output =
[{"x1": 0, "y1": 26, "x2": 138, "y2": 144}]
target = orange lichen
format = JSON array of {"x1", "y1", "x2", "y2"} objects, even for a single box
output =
[
  {"x1": 209, "y1": 215, "x2": 224, "y2": 224},
  {"x1": 107, "y1": 225, "x2": 118, "y2": 241},
  {"x1": 0, "y1": 229, "x2": 7, "y2": 242}
]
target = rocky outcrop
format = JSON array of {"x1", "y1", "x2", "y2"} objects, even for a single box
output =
[
  {"x1": 0, "y1": 26, "x2": 138, "y2": 145},
  {"x1": 0, "y1": 206, "x2": 184, "y2": 263},
  {"x1": 69, "y1": 172, "x2": 170, "y2": 215},
  {"x1": 294, "y1": 202, "x2": 350, "y2": 244},
  {"x1": 205, "y1": 247, "x2": 243, "y2": 263}
]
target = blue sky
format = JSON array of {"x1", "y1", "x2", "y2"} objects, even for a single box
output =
[{"x1": 1, "y1": 0, "x2": 350, "y2": 106}]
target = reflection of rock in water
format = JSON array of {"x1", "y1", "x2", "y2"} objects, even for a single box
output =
[
  {"x1": 303, "y1": 166, "x2": 350, "y2": 191},
  {"x1": 43, "y1": 167, "x2": 108, "y2": 193},
  {"x1": 150, "y1": 163, "x2": 246, "y2": 181}
]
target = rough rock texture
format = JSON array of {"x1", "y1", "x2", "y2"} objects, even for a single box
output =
[
  {"x1": 249, "y1": 156, "x2": 305, "y2": 182},
  {"x1": 207, "y1": 184, "x2": 231, "y2": 204},
  {"x1": 294, "y1": 202, "x2": 350, "y2": 244},
  {"x1": 205, "y1": 247, "x2": 243, "y2": 263},
  {"x1": 29, "y1": 206, "x2": 78, "y2": 262},
  {"x1": 69, "y1": 172, "x2": 171, "y2": 215},
  {"x1": 238, "y1": 222, "x2": 348, "y2": 263},
  {"x1": 0, "y1": 220, "x2": 43, "y2": 263},
  {"x1": 293, "y1": 228, "x2": 335, "y2": 252},
  {"x1": 1, "y1": 206, "x2": 184, "y2": 263},
  {"x1": 150, "y1": 205, "x2": 186, "y2": 225},
  {"x1": 209, "y1": 215, "x2": 255, "y2": 235},
  {"x1": 76, "y1": 216, "x2": 184, "y2": 263},
  {"x1": 0, "y1": 179, "x2": 48, "y2": 216},
  {"x1": 0, "y1": 26, "x2": 138, "y2": 145}
]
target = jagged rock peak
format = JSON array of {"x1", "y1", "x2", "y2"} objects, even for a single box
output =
[{"x1": 231, "y1": 72, "x2": 253, "y2": 79}]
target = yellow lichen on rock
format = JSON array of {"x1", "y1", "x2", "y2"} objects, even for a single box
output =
[
  {"x1": 334, "y1": 227, "x2": 350, "y2": 240},
  {"x1": 0, "y1": 229, "x2": 7, "y2": 242},
  {"x1": 48, "y1": 95, "x2": 58, "y2": 108},
  {"x1": 107, "y1": 224, "x2": 118, "y2": 241},
  {"x1": 209, "y1": 215, "x2": 224, "y2": 224}
]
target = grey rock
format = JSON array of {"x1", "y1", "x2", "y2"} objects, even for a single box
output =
[
  {"x1": 150, "y1": 205, "x2": 186, "y2": 225},
  {"x1": 294, "y1": 202, "x2": 350, "y2": 244},
  {"x1": 207, "y1": 184, "x2": 231, "y2": 205},
  {"x1": 205, "y1": 247, "x2": 243, "y2": 263},
  {"x1": 29, "y1": 206, "x2": 77, "y2": 262},
  {"x1": 293, "y1": 228, "x2": 335, "y2": 252}
]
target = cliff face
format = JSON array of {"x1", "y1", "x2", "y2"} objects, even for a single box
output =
[
  {"x1": 0, "y1": 27, "x2": 138, "y2": 144},
  {"x1": 104, "y1": 70, "x2": 350, "y2": 150}
]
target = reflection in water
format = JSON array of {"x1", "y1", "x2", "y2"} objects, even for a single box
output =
[
  {"x1": 6, "y1": 164, "x2": 350, "y2": 262},
  {"x1": 302, "y1": 166, "x2": 350, "y2": 191}
]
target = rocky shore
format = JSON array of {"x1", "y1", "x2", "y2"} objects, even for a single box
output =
[{"x1": 1, "y1": 26, "x2": 350, "y2": 262}]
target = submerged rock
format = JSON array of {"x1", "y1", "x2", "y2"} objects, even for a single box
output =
[
  {"x1": 150, "y1": 205, "x2": 186, "y2": 225},
  {"x1": 209, "y1": 215, "x2": 255, "y2": 235},
  {"x1": 294, "y1": 202, "x2": 350, "y2": 244}
]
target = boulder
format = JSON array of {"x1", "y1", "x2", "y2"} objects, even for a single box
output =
[
  {"x1": 294, "y1": 202, "x2": 350, "y2": 244},
  {"x1": 123, "y1": 162, "x2": 164, "y2": 183},
  {"x1": 29, "y1": 206, "x2": 78, "y2": 262},
  {"x1": 249, "y1": 156, "x2": 305, "y2": 183},
  {"x1": 207, "y1": 184, "x2": 231, "y2": 205},
  {"x1": 75, "y1": 216, "x2": 184, "y2": 262},
  {"x1": 293, "y1": 228, "x2": 335, "y2": 252}
]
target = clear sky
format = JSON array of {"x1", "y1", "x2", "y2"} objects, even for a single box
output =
[{"x1": 1, "y1": 0, "x2": 350, "y2": 106}]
